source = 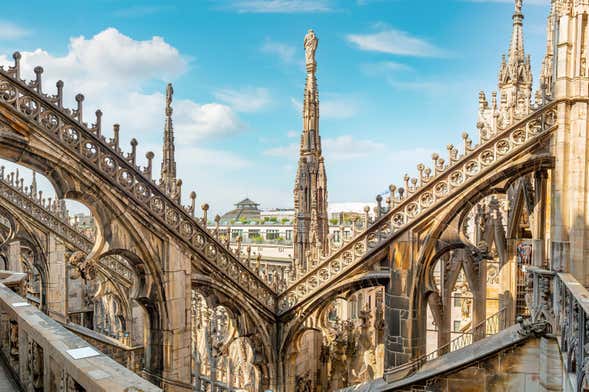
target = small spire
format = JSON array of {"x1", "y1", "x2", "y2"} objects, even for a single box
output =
[
  {"x1": 31, "y1": 171, "x2": 37, "y2": 196},
  {"x1": 160, "y1": 83, "x2": 177, "y2": 195},
  {"x1": 509, "y1": 0, "x2": 525, "y2": 64}
]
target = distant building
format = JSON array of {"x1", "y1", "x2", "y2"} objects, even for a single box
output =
[
  {"x1": 219, "y1": 198, "x2": 261, "y2": 224},
  {"x1": 213, "y1": 198, "x2": 374, "y2": 265}
]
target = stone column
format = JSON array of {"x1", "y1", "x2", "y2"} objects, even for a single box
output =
[
  {"x1": 533, "y1": 170, "x2": 548, "y2": 268},
  {"x1": 7, "y1": 240, "x2": 21, "y2": 272},
  {"x1": 46, "y1": 233, "x2": 67, "y2": 323},
  {"x1": 550, "y1": 4, "x2": 589, "y2": 282},
  {"x1": 160, "y1": 242, "x2": 192, "y2": 391},
  {"x1": 384, "y1": 239, "x2": 412, "y2": 372}
]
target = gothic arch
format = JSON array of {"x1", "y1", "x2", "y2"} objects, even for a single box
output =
[
  {"x1": 192, "y1": 273, "x2": 276, "y2": 390},
  {"x1": 280, "y1": 271, "x2": 389, "y2": 361}
]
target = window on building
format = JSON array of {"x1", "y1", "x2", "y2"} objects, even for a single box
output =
[
  {"x1": 231, "y1": 229, "x2": 242, "y2": 239},
  {"x1": 266, "y1": 229, "x2": 279, "y2": 240},
  {"x1": 454, "y1": 297, "x2": 463, "y2": 307},
  {"x1": 344, "y1": 230, "x2": 351, "y2": 239},
  {"x1": 334, "y1": 230, "x2": 341, "y2": 242},
  {"x1": 285, "y1": 230, "x2": 292, "y2": 241},
  {"x1": 453, "y1": 320, "x2": 462, "y2": 332},
  {"x1": 248, "y1": 229, "x2": 260, "y2": 239}
]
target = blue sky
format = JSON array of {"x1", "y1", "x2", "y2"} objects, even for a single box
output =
[{"x1": 0, "y1": 0, "x2": 551, "y2": 216}]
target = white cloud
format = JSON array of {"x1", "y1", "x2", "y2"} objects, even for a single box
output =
[
  {"x1": 287, "y1": 130, "x2": 298, "y2": 138},
  {"x1": 347, "y1": 26, "x2": 445, "y2": 57},
  {"x1": 261, "y1": 39, "x2": 297, "y2": 64},
  {"x1": 324, "y1": 135, "x2": 385, "y2": 160},
  {"x1": 220, "y1": 0, "x2": 334, "y2": 13},
  {"x1": 214, "y1": 87, "x2": 271, "y2": 112},
  {"x1": 0, "y1": 28, "x2": 242, "y2": 142},
  {"x1": 0, "y1": 21, "x2": 30, "y2": 40},
  {"x1": 0, "y1": 27, "x2": 251, "y2": 214},
  {"x1": 264, "y1": 135, "x2": 384, "y2": 161}
]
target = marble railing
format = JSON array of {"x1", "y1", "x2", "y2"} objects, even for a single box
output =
[
  {"x1": 0, "y1": 169, "x2": 134, "y2": 286},
  {"x1": 0, "y1": 54, "x2": 276, "y2": 310},
  {"x1": 64, "y1": 322, "x2": 144, "y2": 376},
  {"x1": 0, "y1": 270, "x2": 160, "y2": 391},
  {"x1": 525, "y1": 267, "x2": 587, "y2": 390},
  {"x1": 278, "y1": 101, "x2": 558, "y2": 313}
]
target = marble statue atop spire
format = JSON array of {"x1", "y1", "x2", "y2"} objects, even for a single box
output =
[
  {"x1": 304, "y1": 29, "x2": 318, "y2": 68},
  {"x1": 165, "y1": 83, "x2": 173, "y2": 117}
]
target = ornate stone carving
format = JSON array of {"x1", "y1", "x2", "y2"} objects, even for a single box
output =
[{"x1": 27, "y1": 339, "x2": 43, "y2": 390}]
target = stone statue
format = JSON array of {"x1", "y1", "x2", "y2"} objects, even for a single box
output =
[
  {"x1": 304, "y1": 29, "x2": 318, "y2": 67},
  {"x1": 515, "y1": 0, "x2": 522, "y2": 13},
  {"x1": 68, "y1": 251, "x2": 96, "y2": 281},
  {"x1": 165, "y1": 83, "x2": 173, "y2": 116}
]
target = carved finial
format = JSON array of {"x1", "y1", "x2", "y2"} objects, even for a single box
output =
[
  {"x1": 189, "y1": 191, "x2": 196, "y2": 217},
  {"x1": 56, "y1": 81, "x2": 64, "y2": 108},
  {"x1": 144, "y1": 151, "x2": 154, "y2": 179},
  {"x1": 75, "y1": 94, "x2": 85, "y2": 123},
  {"x1": 417, "y1": 164, "x2": 425, "y2": 185},
  {"x1": 12, "y1": 52, "x2": 21, "y2": 80},
  {"x1": 515, "y1": 0, "x2": 522, "y2": 14},
  {"x1": 462, "y1": 132, "x2": 472, "y2": 153},
  {"x1": 214, "y1": 214, "x2": 221, "y2": 238},
  {"x1": 112, "y1": 124, "x2": 120, "y2": 151},
  {"x1": 478, "y1": 91, "x2": 487, "y2": 109},
  {"x1": 93, "y1": 110, "x2": 102, "y2": 136},
  {"x1": 236, "y1": 235, "x2": 242, "y2": 257},
  {"x1": 403, "y1": 174, "x2": 410, "y2": 191},
  {"x1": 33, "y1": 66, "x2": 43, "y2": 93},
  {"x1": 201, "y1": 203, "x2": 209, "y2": 225},
  {"x1": 363, "y1": 205, "x2": 370, "y2": 227},
  {"x1": 376, "y1": 194, "x2": 383, "y2": 218},
  {"x1": 388, "y1": 185, "x2": 396, "y2": 208},
  {"x1": 129, "y1": 138, "x2": 138, "y2": 166}
]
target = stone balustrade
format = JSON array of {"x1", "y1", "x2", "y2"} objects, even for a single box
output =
[
  {"x1": 0, "y1": 269, "x2": 160, "y2": 391},
  {"x1": 64, "y1": 322, "x2": 144, "y2": 376},
  {"x1": 524, "y1": 266, "x2": 589, "y2": 390},
  {"x1": 0, "y1": 59, "x2": 276, "y2": 310},
  {"x1": 0, "y1": 169, "x2": 134, "y2": 286},
  {"x1": 278, "y1": 102, "x2": 558, "y2": 313}
]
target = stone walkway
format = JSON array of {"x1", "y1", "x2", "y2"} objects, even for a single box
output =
[{"x1": 0, "y1": 356, "x2": 18, "y2": 392}]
